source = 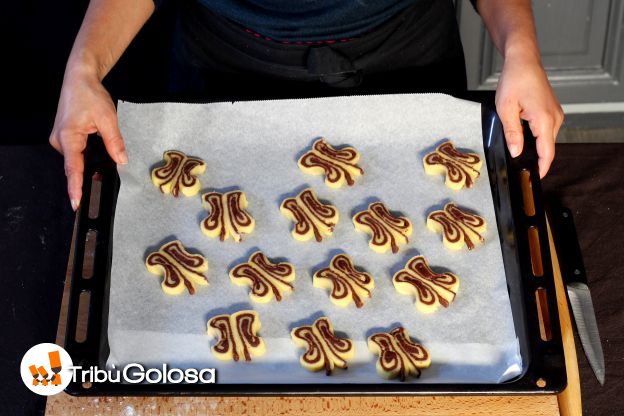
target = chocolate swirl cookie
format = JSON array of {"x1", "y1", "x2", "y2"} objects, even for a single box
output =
[
  {"x1": 423, "y1": 141, "x2": 482, "y2": 190},
  {"x1": 151, "y1": 150, "x2": 206, "y2": 197},
  {"x1": 291, "y1": 317, "x2": 354, "y2": 375},
  {"x1": 145, "y1": 240, "x2": 208, "y2": 295},
  {"x1": 207, "y1": 310, "x2": 265, "y2": 362},
  {"x1": 353, "y1": 202, "x2": 412, "y2": 254},
  {"x1": 393, "y1": 255, "x2": 459, "y2": 313},
  {"x1": 313, "y1": 254, "x2": 374, "y2": 308},
  {"x1": 280, "y1": 188, "x2": 339, "y2": 242},
  {"x1": 368, "y1": 327, "x2": 430, "y2": 381},
  {"x1": 230, "y1": 252, "x2": 296, "y2": 303},
  {"x1": 298, "y1": 138, "x2": 363, "y2": 188},
  {"x1": 201, "y1": 191, "x2": 255, "y2": 242},
  {"x1": 427, "y1": 202, "x2": 486, "y2": 250}
]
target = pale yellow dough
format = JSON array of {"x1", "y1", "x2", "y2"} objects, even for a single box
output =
[
  {"x1": 151, "y1": 150, "x2": 206, "y2": 197},
  {"x1": 291, "y1": 317, "x2": 355, "y2": 374},
  {"x1": 145, "y1": 240, "x2": 208, "y2": 295},
  {"x1": 229, "y1": 252, "x2": 296, "y2": 303},
  {"x1": 280, "y1": 188, "x2": 339, "y2": 242},
  {"x1": 312, "y1": 254, "x2": 374, "y2": 308},
  {"x1": 200, "y1": 191, "x2": 255, "y2": 242},
  {"x1": 207, "y1": 310, "x2": 266, "y2": 362},
  {"x1": 297, "y1": 138, "x2": 363, "y2": 188}
]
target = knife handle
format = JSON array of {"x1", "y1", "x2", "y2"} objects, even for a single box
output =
[{"x1": 548, "y1": 205, "x2": 588, "y2": 286}]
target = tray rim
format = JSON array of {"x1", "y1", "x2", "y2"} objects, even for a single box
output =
[{"x1": 61, "y1": 92, "x2": 566, "y2": 396}]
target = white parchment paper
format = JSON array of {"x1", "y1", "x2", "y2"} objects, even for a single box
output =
[{"x1": 108, "y1": 94, "x2": 522, "y2": 384}]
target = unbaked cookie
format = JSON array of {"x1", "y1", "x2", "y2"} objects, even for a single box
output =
[
  {"x1": 353, "y1": 202, "x2": 412, "y2": 254},
  {"x1": 298, "y1": 138, "x2": 363, "y2": 188},
  {"x1": 291, "y1": 317, "x2": 354, "y2": 375},
  {"x1": 313, "y1": 254, "x2": 374, "y2": 308},
  {"x1": 423, "y1": 141, "x2": 482, "y2": 190},
  {"x1": 201, "y1": 191, "x2": 255, "y2": 242},
  {"x1": 427, "y1": 202, "x2": 486, "y2": 250},
  {"x1": 145, "y1": 240, "x2": 208, "y2": 295},
  {"x1": 393, "y1": 255, "x2": 459, "y2": 313},
  {"x1": 230, "y1": 252, "x2": 295, "y2": 303},
  {"x1": 151, "y1": 150, "x2": 206, "y2": 197},
  {"x1": 368, "y1": 327, "x2": 430, "y2": 381},
  {"x1": 207, "y1": 310, "x2": 265, "y2": 362},
  {"x1": 280, "y1": 188, "x2": 338, "y2": 242}
]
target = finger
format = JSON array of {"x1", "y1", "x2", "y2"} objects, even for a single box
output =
[
  {"x1": 49, "y1": 131, "x2": 62, "y2": 153},
  {"x1": 529, "y1": 116, "x2": 556, "y2": 178},
  {"x1": 498, "y1": 104, "x2": 524, "y2": 158},
  {"x1": 96, "y1": 109, "x2": 128, "y2": 165},
  {"x1": 553, "y1": 107, "x2": 564, "y2": 142},
  {"x1": 63, "y1": 146, "x2": 85, "y2": 211}
]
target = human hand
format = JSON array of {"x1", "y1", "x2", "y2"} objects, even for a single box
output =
[
  {"x1": 495, "y1": 51, "x2": 564, "y2": 178},
  {"x1": 49, "y1": 66, "x2": 127, "y2": 210}
]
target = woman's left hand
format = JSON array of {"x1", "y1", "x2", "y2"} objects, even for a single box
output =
[{"x1": 495, "y1": 51, "x2": 564, "y2": 178}]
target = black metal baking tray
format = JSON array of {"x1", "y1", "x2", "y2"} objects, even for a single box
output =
[{"x1": 62, "y1": 93, "x2": 566, "y2": 395}]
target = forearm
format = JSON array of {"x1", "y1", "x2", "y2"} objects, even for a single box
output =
[
  {"x1": 66, "y1": 0, "x2": 155, "y2": 82},
  {"x1": 476, "y1": 0, "x2": 540, "y2": 64}
]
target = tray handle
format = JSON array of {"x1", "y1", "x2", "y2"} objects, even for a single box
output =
[
  {"x1": 63, "y1": 135, "x2": 119, "y2": 394},
  {"x1": 505, "y1": 115, "x2": 566, "y2": 391}
]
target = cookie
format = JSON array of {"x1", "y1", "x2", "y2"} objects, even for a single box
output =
[
  {"x1": 298, "y1": 138, "x2": 363, "y2": 188},
  {"x1": 393, "y1": 255, "x2": 459, "y2": 313},
  {"x1": 145, "y1": 240, "x2": 208, "y2": 295},
  {"x1": 423, "y1": 141, "x2": 482, "y2": 190},
  {"x1": 230, "y1": 252, "x2": 295, "y2": 303},
  {"x1": 201, "y1": 191, "x2": 255, "y2": 242},
  {"x1": 151, "y1": 150, "x2": 206, "y2": 197},
  {"x1": 207, "y1": 310, "x2": 265, "y2": 362},
  {"x1": 313, "y1": 254, "x2": 374, "y2": 308},
  {"x1": 427, "y1": 202, "x2": 486, "y2": 250},
  {"x1": 368, "y1": 327, "x2": 430, "y2": 381},
  {"x1": 353, "y1": 202, "x2": 412, "y2": 254},
  {"x1": 291, "y1": 317, "x2": 354, "y2": 375},
  {"x1": 280, "y1": 188, "x2": 338, "y2": 242}
]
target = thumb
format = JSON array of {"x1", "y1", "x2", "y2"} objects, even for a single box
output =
[
  {"x1": 498, "y1": 104, "x2": 524, "y2": 158},
  {"x1": 96, "y1": 110, "x2": 128, "y2": 165}
]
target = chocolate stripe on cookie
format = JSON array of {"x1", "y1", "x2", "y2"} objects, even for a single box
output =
[
  {"x1": 423, "y1": 141, "x2": 482, "y2": 190},
  {"x1": 427, "y1": 203, "x2": 486, "y2": 250},
  {"x1": 291, "y1": 317, "x2": 354, "y2": 375},
  {"x1": 298, "y1": 138, "x2": 363, "y2": 188},
  {"x1": 280, "y1": 188, "x2": 338, "y2": 242},
  {"x1": 145, "y1": 240, "x2": 208, "y2": 295},
  {"x1": 230, "y1": 252, "x2": 295, "y2": 303},
  {"x1": 393, "y1": 255, "x2": 459, "y2": 313},
  {"x1": 313, "y1": 254, "x2": 374, "y2": 308},
  {"x1": 201, "y1": 191, "x2": 255, "y2": 242},
  {"x1": 151, "y1": 150, "x2": 206, "y2": 197},
  {"x1": 353, "y1": 202, "x2": 412, "y2": 254},
  {"x1": 368, "y1": 327, "x2": 430, "y2": 381},
  {"x1": 207, "y1": 310, "x2": 265, "y2": 362}
]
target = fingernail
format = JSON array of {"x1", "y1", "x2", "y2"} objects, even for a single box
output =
[
  {"x1": 118, "y1": 150, "x2": 128, "y2": 165},
  {"x1": 509, "y1": 144, "x2": 521, "y2": 158},
  {"x1": 71, "y1": 199, "x2": 80, "y2": 211}
]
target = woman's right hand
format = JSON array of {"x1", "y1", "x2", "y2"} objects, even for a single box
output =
[{"x1": 49, "y1": 65, "x2": 128, "y2": 211}]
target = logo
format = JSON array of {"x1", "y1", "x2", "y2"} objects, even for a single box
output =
[{"x1": 20, "y1": 343, "x2": 73, "y2": 396}]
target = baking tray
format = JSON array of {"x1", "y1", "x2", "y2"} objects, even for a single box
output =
[{"x1": 62, "y1": 93, "x2": 566, "y2": 395}]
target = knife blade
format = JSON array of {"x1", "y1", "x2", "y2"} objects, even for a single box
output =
[
  {"x1": 549, "y1": 204, "x2": 605, "y2": 385},
  {"x1": 567, "y1": 281, "x2": 605, "y2": 385}
]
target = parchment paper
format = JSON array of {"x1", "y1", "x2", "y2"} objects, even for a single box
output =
[{"x1": 108, "y1": 94, "x2": 522, "y2": 384}]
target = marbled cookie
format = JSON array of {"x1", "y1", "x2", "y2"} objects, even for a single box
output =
[
  {"x1": 298, "y1": 138, "x2": 363, "y2": 188},
  {"x1": 151, "y1": 150, "x2": 206, "y2": 197}
]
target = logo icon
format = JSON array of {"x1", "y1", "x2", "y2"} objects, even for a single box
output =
[{"x1": 20, "y1": 343, "x2": 73, "y2": 396}]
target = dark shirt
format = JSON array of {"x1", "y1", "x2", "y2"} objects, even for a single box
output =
[{"x1": 191, "y1": 0, "x2": 435, "y2": 41}]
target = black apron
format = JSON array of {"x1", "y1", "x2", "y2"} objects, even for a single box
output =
[{"x1": 168, "y1": 0, "x2": 467, "y2": 97}]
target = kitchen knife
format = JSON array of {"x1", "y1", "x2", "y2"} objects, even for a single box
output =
[{"x1": 550, "y1": 205, "x2": 605, "y2": 385}]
